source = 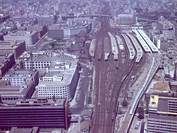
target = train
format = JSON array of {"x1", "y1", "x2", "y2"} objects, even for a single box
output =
[
  {"x1": 96, "y1": 39, "x2": 103, "y2": 61},
  {"x1": 89, "y1": 39, "x2": 96, "y2": 57}
]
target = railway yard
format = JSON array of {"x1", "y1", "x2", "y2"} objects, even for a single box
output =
[{"x1": 89, "y1": 4, "x2": 160, "y2": 133}]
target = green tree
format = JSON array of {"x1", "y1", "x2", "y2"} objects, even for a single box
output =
[
  {"x1": 122, "y1": 99, "x2": 128, "y2": 107},
  {"x1": 137, "y1": 107, "x2": 144, "y2": 119}
]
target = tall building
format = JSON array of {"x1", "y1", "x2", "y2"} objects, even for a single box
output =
[
  {"x1": 147, "y1": 95, "x2": 177, "y2": 133},
  {"x1": 0, "y1": 98, "x2": 68, "y2": 130}
]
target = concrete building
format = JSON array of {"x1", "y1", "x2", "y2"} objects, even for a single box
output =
[
  {"x1": 27, "y1": 25, "x2": 48, "y2": 39},
  {"x1": 0, "y1": 53, "x2": 15, "y2": 78},
  {"x1": 0, "y1": 98, "x2": 68, "y2": 130},
  {"x1": 157, "y1": 20, "x2": 175, "y2": 40},
  {"x1": 147, "y1": 95, "x2": 177, "y2": 133},
  {"x1": 0, "y1": 40, "x2": 26, "y2": 60},
  {"x1": 36, "y1": 15, "x2": 55, "y2": 25},
  {"x1": 63, "y1": 23, "x2": 91, "y2": 38},
  {"x1": 0, "y1": 69, "x2": 39, "y2": 103},
  {"x1": 4, "y1": 30, "x2": 38, "y2": 45},
  {"x1": 48, "y1": 24, "x2": 64, "y2": 39},
  {"x1": 18, "y1": 51, "x2": 79, "y2": 101}
]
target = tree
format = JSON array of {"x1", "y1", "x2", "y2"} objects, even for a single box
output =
[
  {"x1": 137, "y1": 107, "x2": 144, "y2": 119},
  {"x1": 122, "y1": 99, "x2": 128, "y2": 107}
]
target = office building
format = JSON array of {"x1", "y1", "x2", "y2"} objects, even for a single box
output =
[
  {"x1": 0, "y1": 40, "x2": 26, "y2": 60},
  {"x1": 0, "y1": 53, "x2": 15, "y2": 78},
  {"x1": 0, "y1": 98, "x2": 68, "y2": 130},
  {"x1": 147, "y1": 95, "x2": 177, "y2": 133},
  {"x1": 4, "y1": 31, "x2": 38, "y2": 45}
]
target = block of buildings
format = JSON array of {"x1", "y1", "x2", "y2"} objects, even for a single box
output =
[
  {"x1": 0, "y1": 98, "x2": 68, "y2": 130},
  {"x1": 0, "y1": 40, "x2": 26, "y2": 60},
  {"x1": 0, "y1": 53, "x2": 15, "y2": 78},
  {"x1": 147, "y1": 95, "x2": 177, "y2": 133},
  {"x1": 0, "y1": 69, "x2": 39, "y2": 103},
  {"x1": 18, "y1": 51, "x2": 79, "y2": 101},
  {"x1": 4, "y1": 30, "x2": 38, "y2": 45}
]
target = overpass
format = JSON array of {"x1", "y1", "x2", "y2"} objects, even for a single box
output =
[{"x1": 62, "y1": 14, "x2": 112, "y2": 19}]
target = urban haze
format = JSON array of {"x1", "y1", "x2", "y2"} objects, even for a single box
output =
[{"x1": 0, "y1": 0, "x2": 177, "y2": 133}]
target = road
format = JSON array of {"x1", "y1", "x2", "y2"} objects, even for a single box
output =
[{"x1": 70, "y1": 65, "x2": 91, "y2": 114}]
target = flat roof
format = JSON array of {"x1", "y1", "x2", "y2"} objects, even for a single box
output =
[
  {"x1": 149, "y1": 113, "x2": 177, "y2": 121},
  {"x1": 149, "y1": 94, "x2": 177, "y2": 115}
]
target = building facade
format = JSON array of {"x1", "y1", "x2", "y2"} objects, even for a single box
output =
[
  {"x1": 0, "y1": 98, "x2": 68, "y2": 130},
  {"x1": 0, "y1": 53, "x2": 15, "y2": 78}
]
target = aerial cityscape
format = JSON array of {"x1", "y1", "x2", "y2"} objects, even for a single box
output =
[{"x1": 0, "y1": 0, "x2": 177, "y2": 133}]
